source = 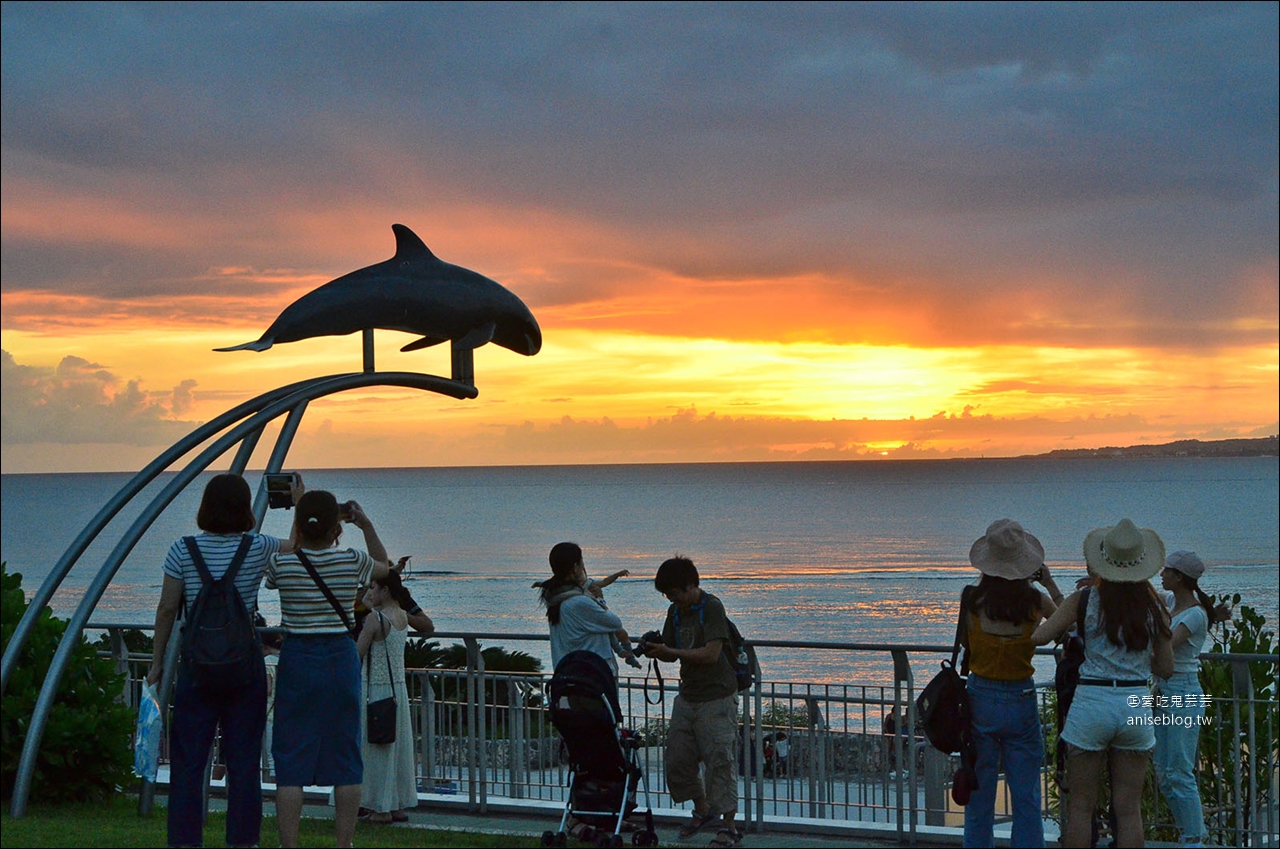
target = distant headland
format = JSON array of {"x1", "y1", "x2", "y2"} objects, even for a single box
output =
[{"x1": 1026, "y1": 435, "x2": 1278, "y2": 460}]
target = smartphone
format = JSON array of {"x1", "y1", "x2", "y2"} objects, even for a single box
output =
[{"x1": 263, "y1": 472, "x2": 300, "y2": 509}]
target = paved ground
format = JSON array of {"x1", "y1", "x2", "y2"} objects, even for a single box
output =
[{"x1": 229, "y1": 794, "x2": 959, "y2": 847}]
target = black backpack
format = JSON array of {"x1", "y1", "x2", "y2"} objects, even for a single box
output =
[
  {"x1": 917, "y1": 586, "x2": 973, "y2": 756},
  {"x1": 181, "y1": 535, "x2": 258, "y2": 691},
  {"x1": 1055, "y1": 586, "x2": 1091, "y2": 721}
]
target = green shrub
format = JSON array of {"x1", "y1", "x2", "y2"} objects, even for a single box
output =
[
  {"x1": 1198, "y1": 594, "x2": 1278, "y2": 845},
  {"x1": 1, "y1": 563, "x2": 135, "y2": 803}
]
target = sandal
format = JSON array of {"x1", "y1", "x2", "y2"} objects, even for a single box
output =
[
  {"x1": 708, "y1": 828, "x2": 743, "y2": 848},
  {"x1": 678, "y1": 812, "x2": 715, "y2": 839}
]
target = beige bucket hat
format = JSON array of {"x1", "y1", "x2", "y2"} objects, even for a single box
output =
[
  {"x1": 969, "y1": 519, "x2": 1045, "y2": 580},
  {"x1": 1083, "y1": 518, "x2": 1164, "y2": 583}
]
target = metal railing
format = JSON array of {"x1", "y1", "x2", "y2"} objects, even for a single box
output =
[{"x1": 92, "y1": 625, "x2": 1279, "y2": 846}]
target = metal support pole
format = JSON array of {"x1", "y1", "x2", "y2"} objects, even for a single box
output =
[
  {"x1": 451, "y1": 345, "x2": 475, "y2": 387},
  {"x1": 251, "y1": 401, "x2": 310, "y2": 528}
]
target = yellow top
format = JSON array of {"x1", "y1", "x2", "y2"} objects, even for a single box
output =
[{"x1": 967, "y1": 614, "x2": 1036, "y2": 681}]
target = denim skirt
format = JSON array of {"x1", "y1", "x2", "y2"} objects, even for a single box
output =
[{"x1": 272, "y1": 632, "x2": 363, "y2": 787}]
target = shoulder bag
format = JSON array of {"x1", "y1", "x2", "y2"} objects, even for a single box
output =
[{"x1": 364, "y1": 610, "x2": 397, "y2": 745}]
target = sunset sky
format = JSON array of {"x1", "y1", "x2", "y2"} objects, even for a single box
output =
[{"x1": 2, "y1": 2, "x2": 1276, "y2": 474}]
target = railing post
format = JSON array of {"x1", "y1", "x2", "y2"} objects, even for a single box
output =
[
  {"x1": 464, "y1": 637, "x2": 486, "y2": 813},
  {"x1": 421, "y1": 671, "x2": 436, "y2": 794},
  {"x1": 509, "y1": 678, "x2": 526, "y2": 799},
  {"x1": 108, "y1": 627, "x2": 132, "y2": 706},
  {"x1": 922, "y1": 746, "x2": 948, "y2": 826},
  {"x1": 1230, "y1": 658, "x2": 1256, "y2": 847},
  {"x1": 752, "y1": 679, "x2": 765, "y2": 834},
  {"x1": 891, "y1": 648, "x2": 916, "y2": 845}
]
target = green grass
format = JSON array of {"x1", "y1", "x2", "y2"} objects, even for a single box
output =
[{"x1": 0, "y1": 794, "x2": 543, "y2": 848}]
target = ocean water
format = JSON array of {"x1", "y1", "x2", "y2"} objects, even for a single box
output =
[{"x1": 2, "y1": 457, "x2": 1277, "y2": 686}]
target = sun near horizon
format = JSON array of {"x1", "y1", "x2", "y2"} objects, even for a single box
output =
[{"x1": 2, "y1": 4, "x2": 1276, "y2": 475}]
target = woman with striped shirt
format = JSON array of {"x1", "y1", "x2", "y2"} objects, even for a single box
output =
[
  {"x1": 148, "y1": 472, "x2": 298, "y2": 849},
  {"x1": 266, "y1": 490, "x2": 391, "y2": 849}
]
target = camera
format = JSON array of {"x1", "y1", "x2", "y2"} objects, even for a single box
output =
[
  {"x1": 338, "y1": 500, "x2": 357, "y2": 521},
  {"x1": 263, "y1": 472, "x2": 300, "y2": 509},
  {"x1": 633, "y1": 630, "x2": 664, "y2": 657}
]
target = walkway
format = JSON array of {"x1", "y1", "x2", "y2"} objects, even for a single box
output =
[{"x1": 207, "y1": 790, "x2": 962, "y2": 848}]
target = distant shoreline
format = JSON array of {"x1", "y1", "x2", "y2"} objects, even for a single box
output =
[
  {"x1": 1, "y1": 436, "x2": 1276, "y2": 477},
  {"x1": 1021, "y1": 435, "x2": 1278, "y2": 460}
]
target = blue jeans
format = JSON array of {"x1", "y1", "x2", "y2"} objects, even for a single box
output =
[
  {"x1": 1154, "y1": 672, "x2": 1206, "y2": 842},
  {"x1": 167, "y1": 657, "x2": 267, "y2": 847},
  {"x1": 963, "y1": 675, "x2": 1045, "y2": 848}
]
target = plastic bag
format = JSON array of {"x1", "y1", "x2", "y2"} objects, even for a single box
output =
[{"x1": 133, "y1": 681, "x2": 162, "y2": 782}]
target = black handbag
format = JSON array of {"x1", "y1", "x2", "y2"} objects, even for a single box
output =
[{"x1": 365, "y1": 611, "x2": 397, "y2": 745}]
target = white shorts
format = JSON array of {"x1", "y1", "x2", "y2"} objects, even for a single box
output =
[{"x1": 1061, "y1": 683, "x2": 1155, "y2": 752}]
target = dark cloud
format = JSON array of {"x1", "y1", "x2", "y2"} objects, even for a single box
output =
[
  {"x1": 1, "y1": 2, "x2": 1276, "y2": 338},
  {"x1": 0, "y1": 348, "x2": 200, "y2": 445}
]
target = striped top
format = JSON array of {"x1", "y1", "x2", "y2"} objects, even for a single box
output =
[
  {"x1": 163, "y1": 532, "x2": 283, "y2": 619},
  {"x1": 265, "y1": 547, "x2": 375, "y2": 634}
]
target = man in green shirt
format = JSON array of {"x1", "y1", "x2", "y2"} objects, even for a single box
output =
[{"x1": 644, "y1": 556, "x2": 741, "y2": 848}]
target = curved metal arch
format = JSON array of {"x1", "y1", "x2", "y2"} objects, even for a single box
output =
[
  {"x1": 8, "y1": 371, "x2": 476, "y2": 817},
  {"x1": 1, "y1": 376, "x2": 331, "y2": 694}
]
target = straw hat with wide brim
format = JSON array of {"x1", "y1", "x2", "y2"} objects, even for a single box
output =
[
  {"x1": 1083, "y1": 518, "x2": 1164, "y2": 583},
  {"x1": 969, "y1": 519, "x2": 1045, "y2": 580}
]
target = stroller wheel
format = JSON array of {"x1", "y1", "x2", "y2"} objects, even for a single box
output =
[
  {"x1": 611, "y1": 836, "x2": 625, "y2": 848},
  {"x1": 554, "y1": 831, "x2": 569, "y2": 847},
  {"x1": 542, "y1": 831, "x2": 556, "y2": 847}
]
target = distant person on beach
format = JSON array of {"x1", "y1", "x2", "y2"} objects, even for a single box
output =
[
  {"x1": 961, "y1": 518, "x2": 1063, "y2": 848},
  {"x1": 642, "y1": 556, "x2": 742, "y2": 849},
  {"x1": 356, "y1": 569, "x2": 418, "y2": 825},
  {"x1": 1034, "y1": 519, "x2": 1173, "y2": 848},
  {"x1": 1153, "y1": 551, "x2": 1219, "y2": 848},
  {"x1": 773, "y1": 731, "x2": 789, "y2": 777},
  {"x1": 882, "y1": 707, "x2": 900, "y2": 776},
  {"x1": 147, "y1": 471, "x2": 300, "y2": 849},
  {"x1": 536, "y1": 542, "x2": 637, "y2": 675},
  {"x1": 265, "y1": 490, "x2": 391, "y2": 849}
]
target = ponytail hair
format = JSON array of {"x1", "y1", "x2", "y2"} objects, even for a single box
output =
[{"x1": 1185, "y1": 575, "x2": 1217, "y2": 626}]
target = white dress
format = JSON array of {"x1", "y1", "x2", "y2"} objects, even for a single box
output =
[{"x1": 360, "y1": 612, "x2": 417, "y2": 813}]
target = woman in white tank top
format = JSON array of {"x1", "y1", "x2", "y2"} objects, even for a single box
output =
[{"x1": 1034, "y1": 519, "x2": 1173, "y2": 848}]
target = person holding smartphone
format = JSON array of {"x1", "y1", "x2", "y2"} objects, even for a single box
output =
[{"x1": 265, "y1": 490, "x2": 392, "y2": 849}]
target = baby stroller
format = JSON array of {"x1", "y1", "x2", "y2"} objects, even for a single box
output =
[{"x1": 541, "y1": 651, "x2": 658, "y2": 848}]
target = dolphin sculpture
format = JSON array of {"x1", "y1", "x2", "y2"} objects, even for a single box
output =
[{"x1": 216, "y1": 224, "x2": 541, "y2": 358}]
